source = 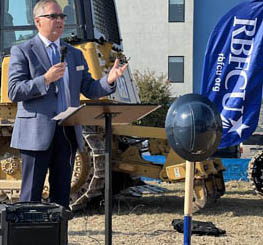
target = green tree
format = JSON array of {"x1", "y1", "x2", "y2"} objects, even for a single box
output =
[{"x1": 134, "y1": 70, "x2": 172, "y2": 127}]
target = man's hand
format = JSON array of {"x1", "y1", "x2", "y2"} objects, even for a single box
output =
[
  {"x1": 44, "y1": 63, "x2": 66, "y2": 85},
  {"x1": 107, "y1": 59, "x2": 128, "y2": 85}
]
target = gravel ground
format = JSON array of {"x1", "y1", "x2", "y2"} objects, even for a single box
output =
[{"x1": 68, "y1": 181, "x2": 263, "y2": 245}]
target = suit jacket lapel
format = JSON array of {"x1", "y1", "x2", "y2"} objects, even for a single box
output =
[
  {"x1": 31, "y1": 35, "x2": 51, "y2": 71},
  {"x1": 62, "y1": 41, "x2": 75, "y2": 93}
]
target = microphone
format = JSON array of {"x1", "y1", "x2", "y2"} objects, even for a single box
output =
[{"x1": 60, "y1": 46, "x2": 68, "y2": 62}]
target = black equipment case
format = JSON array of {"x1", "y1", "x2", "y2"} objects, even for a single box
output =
[{"x1": 0, "y1": 202, "x2": 71, "y2": 245}]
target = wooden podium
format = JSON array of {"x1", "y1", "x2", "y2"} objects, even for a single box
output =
[{"x1": 54, "y1": 103, "x2": 160, "y2": 245}]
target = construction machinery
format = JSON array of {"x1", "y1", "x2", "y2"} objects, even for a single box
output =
[
  {"x1": 0, "y1": 0, "x2": 226, "y2": 211},
  {"x1": 246, "y1": 128, "x2": 263, "y2": 197}
]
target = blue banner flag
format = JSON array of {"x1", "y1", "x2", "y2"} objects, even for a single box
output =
[{"x1": 200, "y1": 0, "x2": 263, "y2": 148}]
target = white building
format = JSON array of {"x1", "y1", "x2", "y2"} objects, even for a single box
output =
[{"x1": 115, "y1": 0, "x2": 194, "y2": 97}]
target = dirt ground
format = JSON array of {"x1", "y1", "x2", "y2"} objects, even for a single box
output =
[{"x1": 68, "y1": 181, "x2": 263, "y2": 245}]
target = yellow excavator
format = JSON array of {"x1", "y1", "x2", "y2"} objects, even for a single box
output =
[{"x1": 0, "y1": 0, "x2": 226, "y2": 211}]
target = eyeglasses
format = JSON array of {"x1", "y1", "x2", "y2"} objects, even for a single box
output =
[{"x1": 38, "y1": 13, "x2": 67, "y2": 20}]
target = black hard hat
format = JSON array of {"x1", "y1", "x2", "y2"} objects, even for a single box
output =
[{"x1": 165, "y1": 93, "x2": 222, "y2": 162}]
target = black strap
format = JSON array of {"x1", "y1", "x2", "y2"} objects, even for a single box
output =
[{"x1": 172, "y1": 219, "x2": 226, "y2": 236}]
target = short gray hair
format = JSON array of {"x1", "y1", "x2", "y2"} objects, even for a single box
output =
[{"x1": 33, "y1": 0, "x2": 59, "y2": 18}]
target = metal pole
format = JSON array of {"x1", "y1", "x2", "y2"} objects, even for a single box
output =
[
  {"x1": 184, "y1": 161, "x2": 195, "y2": 245},
  {"x1": 105, "y1": 113, "x2": 112, "y2": 245}
]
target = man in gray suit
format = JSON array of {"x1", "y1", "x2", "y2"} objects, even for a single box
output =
[{"x1": 8, "y1": 0, "x2": 127, "y2": 209}]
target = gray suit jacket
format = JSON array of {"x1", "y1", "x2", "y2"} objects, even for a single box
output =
[{"x1": 8, "y1": 35, "x2": 115, "y2": 151}]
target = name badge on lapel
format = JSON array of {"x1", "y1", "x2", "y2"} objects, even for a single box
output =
[{"x1": 76, "y1": 65, "x2": 84, "y2": 71}]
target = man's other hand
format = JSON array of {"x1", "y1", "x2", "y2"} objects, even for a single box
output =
[{"x1": 107, "y1": 59, "x2": 128, "y2": 85}]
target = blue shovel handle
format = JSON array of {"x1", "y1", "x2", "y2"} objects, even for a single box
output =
[{"x1": 184, "y1": 161, "x2": 195, "y2": 245}]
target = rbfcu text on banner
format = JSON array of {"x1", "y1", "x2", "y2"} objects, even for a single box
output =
[{"x1": 200, "y1": 0, "x2": 263, "y2": 148}]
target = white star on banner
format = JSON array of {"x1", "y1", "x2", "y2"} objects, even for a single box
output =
[{"x1": 228, "y1": 116, "x2": 249, "y2": 137}]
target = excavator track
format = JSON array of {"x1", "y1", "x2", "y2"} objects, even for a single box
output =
[
  {"x1": 248, "y1": 150, "x2": 263, "y2": 196},
  {"x1": 70, "y1": 130, "x2": 106, "y2": 210}
]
